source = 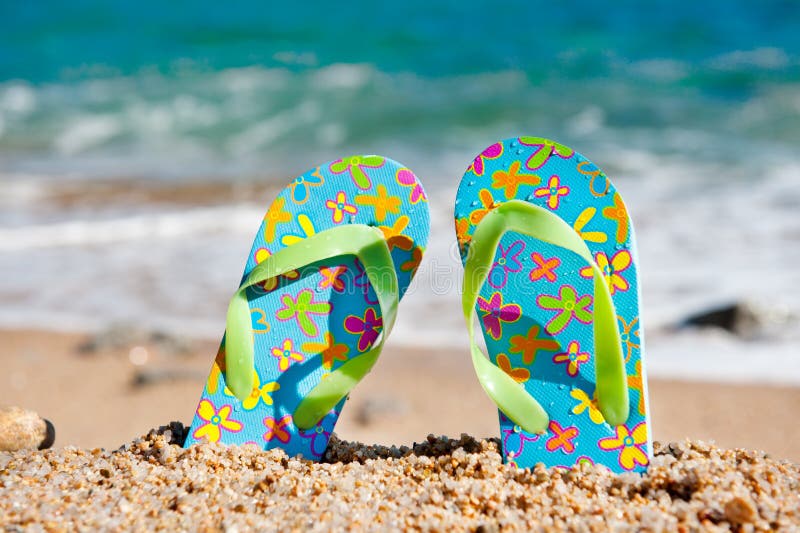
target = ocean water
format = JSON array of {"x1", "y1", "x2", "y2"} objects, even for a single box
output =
[{"x1": 1, "y1": 1, "x2": 799, "y2": 383}]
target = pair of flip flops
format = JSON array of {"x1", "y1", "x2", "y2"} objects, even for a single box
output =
[{"x1": 185, "y1": 138, "x2": 652, "y2": 473}]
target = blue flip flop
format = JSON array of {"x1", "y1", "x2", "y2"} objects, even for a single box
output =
[
  {"x1": 455, "y1": 137, "x2": 651, "y2": 473},
  {"x1": 185, "y1": 156, "x2": 429, "y2": 459}
]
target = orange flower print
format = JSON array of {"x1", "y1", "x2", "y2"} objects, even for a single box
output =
[
  {"x1": 325, "y1": 191, "x2": 358, "y2": 224},
  {"x1": 263, "y1": 197, "x2": 292, "y2": 242},
  {"x1": 579, "y1": 250, "x2": 632, "y2": 295},
  {"x1": 469, "y1": 189, "x2": 500, "y2": 225},
  {"x1": 533, "y1": 175, "x2": 570, "y2": 210},
  {"x1": 598, "y1": 423, "x2": 649, "y2": 471},
  {"x1": 379, "y1": 215, "x2": 413, "y2": 252},
  {"x1": 529, "y1": 252, "x2": 560, "y2": 282},
  {"x1": 553, "y1": 341, "x2": 590, "y2": 377},
  {"x1": 263, "y1": 415, "x2": 293, "y2": 443},
  {"x1": 355, "y1": 184, "x2": 401, "y2": 222},
  {"x1": 496, "y1": 353, "x2": 530, "y2": 383},
  {"x1": 318, "y1": 266, "x2": 348, "y2": 293},
  {"x1": 271, "y1": 338, "x2": 304, "y2": 372},
  {"x1": 468, "y1": 142, "x2": 503, "y2": 176},
  {"x1": 302, "y1": 332, "x2": 349, "y2": 370},
  {"x1": 509, "y1": 325, "x2": 559, "y2": 365},
  {"x1": 491, "y1": 160, "x2": 541, "y2": 199},
  {"x1": 545, "y1": 420, "x2": 578, "y2": 453},
  {"x1": 628, "y1": 360, "x2": 646, "y2": 415},
  {"x1": 192, "y1": 400, "x2": 243, "y2": 443},
  {"x1": 602, "y1": 192, "x2": 629, "y2": 243},
  {"x1": 455, "y1": 217, "x2": 472, "y2": 248},
  {"x1": 400, "y1": 246, "x2": 423, "y2": 274}
]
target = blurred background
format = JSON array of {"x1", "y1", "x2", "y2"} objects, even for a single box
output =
[{"x1": 0, "y1": 1, "x2": 798, "y2": 456}]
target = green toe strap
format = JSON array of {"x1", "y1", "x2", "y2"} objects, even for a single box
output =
[
  {"x1": 225, "y1": 224, "x2": 399, "y2": 430},
  {"x1": 462, "y1": 200, "x2": 629, "y2": 433}
]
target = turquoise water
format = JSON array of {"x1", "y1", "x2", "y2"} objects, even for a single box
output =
[{"x1": 1, "y1": 0, "x2": 799, "y2": 180}]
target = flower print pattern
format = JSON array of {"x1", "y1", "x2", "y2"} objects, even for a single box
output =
[
  {"x1": 317, "y1": 265, "x2": 348, "y2": 293},
  {"x1": 192, "y1": 400, "x2": 243, "y2": 443},
  {"x1": 396, "y1": 168, "x2": 426, "y2": 204},
  {"x1": 628, "y1": 361, "x2": 646, "y2": 415},
  {"x1": 378, "y1": 216, "x2": 412, "y2": 251},
  {"x1": 491, "y1": 160, "x2": 541, "y2": 199},
  {"x1": 290, "y1": 168, "x2": 324, "y2": 204},
  {"x1": 355, "y1": 184, "x2": 401, "y2": 223},
  {"x1": 353, "y1": 259, "x2": 379, "y2": 305},
  {"x1": 545, "y1": 421, "x2": 579, "y2": 453},
  {"x1": 263, "y1": 197, "x2": 292, "y2": 242},
  {"x1": 509, "y1": 325, "x2": 560, "y2": 365},
  {"x1": 468, "y1": 142, "x2": 503, "y2": 176},
  {"x1": 580, "y1": 250, "x2": 632, "y2": 295},
  {"x1": 553, "y1": 341, "x2": 590, "y2": 377},
  {"x1": 529, "y1": 252, "x2": 560, "y2": 282},
  {"x1": 400, "y1": 246, "x2": 423, "y2": 275},
  {"x1": 598, "y1": 423, "x2": 649, "y2": 471},
  {"x1": 223, "y1": 370, "x2": 280, "y2": 410},
  {"x1": 534, "y1": 175, "x2": 570, "y2": 210},
  {"x1": 488, "y1": 241, "x2": 524, "y2": 289},
  {"x1": 618, "y1": 315, "x2": 640, "y2": 362},
  {"x1": 455, "y1": 218, "x2": 471, "y2": 248},
  {"x1": 518, "y1": 137, "x2": 574, "y2": 170},
  {"x1": 329, "y1": 155, "x2": 385, "y2": 190},
  {"x1": 477, "y1": 292, "x2": 522, "y2": 340},
  {"x1": 207, "y1": 346, "x2": 225, "y2": 394},
  {"x1": 276, "y1": 289, "x2": 332, "y2": 337},
  {"x1": 263, "y1": 415, "x2": 293, "y2": 443},
  {"x1": 573, "y1": 207, "x2": 608, "y2": 243},
  {"x1": 302, "y1": 332, "x2": 349, "y2": 370},
  {"x1": 469, "y1": 189, "x2": 500, "y2": 225},
  {"x1": 496, "y1": 353, "x2": 530, "y2": 383},
  {"x1": 502, "y1": 418, "x2": 540, "y2": 462},
  {"x1": 281, "y1": 214, "x2": 317, "y2": 246},
  {"x1": 325, "y1": 191, "x2": 358, "y2": 223},
  {"x1": 299, "y1": 411, "x2": 337, "y2": 458},
  {"x1": 344, "y1": 307, "x2": 383, "y2": 352},
  {"x1": 602, "y1": 192, "x2": 629, "y2": 243},
  {"x1": 537, "y1": 285, "x2": 593, "y2": 335},
  {"x1": 570, "y1": 388, "x2": 605, "y2": 425},
  {"x1": 252, "y1": 248, "x2": 299, "y2": 293},
  {"x1": 271, "y1": 338, "x2": 305, "y2": 372}
]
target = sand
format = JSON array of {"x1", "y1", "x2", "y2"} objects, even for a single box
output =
[{"x1": 1, "y1": 424, "x2": 798, "y2": 531}]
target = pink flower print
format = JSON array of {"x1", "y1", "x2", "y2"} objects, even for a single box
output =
[
  {"x1": 276, "y1": 289, "x2": 332, "y2": 337},
  {"x1": 299, "y1": 410, "x2": 337, "y2": 458},
  {"x1": 396, "y1": 168, "x2": 426, "y2": 204},
  {"x1": 477, "y1": 292, "x2": 522, "y2": 340},
  {"x1": 534, "y1": 175, "x2": 570, "y2": 210},
  {"x1": 488, "y1": 241, "x2": 524, "y2": 289},
  {"x1": 552, "y1": 340, "x2": 590, "y2": 377},
  {"x1": 263, "y1": 415, "x2": 293, "y2": 443},
  {"x1": 271, "y1": 338, "x2": 305, "y2": 372},
  {"x1": 518, "y1": 137, "x2": 574, "y2": 170},
  {"x1": 598, "y1": 423, "x2": 649, "y2": 471},
  {"x1": 325, "y1": 191, "x2": 358, "y2": 224},
  {"x1": 344, "y1": 307, "x2": 383, "y2": 351},
  {"x1": 192, "y1": 400, "x2": 243, "y2": 443},
  {"x1": 502, "y1": 419, "x2": 540, "y2": 463},
  {"x1": 536, "y1": 285, "x2": 593, "y2": 334},
  {"x1": 468, "y1": 143, "x2": 503, "y2": 176},
  {"x1": 329, "y1": 155, "x2": 385, "y2": 190},
  {"x1": 353, "y1": 259, "x2": 379, "y2": 305}
]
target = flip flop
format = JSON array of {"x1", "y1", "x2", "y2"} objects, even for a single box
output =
[
  {"x1": 186, "y1": 156, "x2": 429, "y2": 459},
  {"x1": 454, "y1": 137, "x2": 651, "y2": 473}
]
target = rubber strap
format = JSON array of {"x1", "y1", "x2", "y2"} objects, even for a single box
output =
[
  {"x1": 225, "y1": 224, "x2": 399, "y2": 430},
  {"x1": 463, "y1": 200, "x2": 629, "y2": 432}
]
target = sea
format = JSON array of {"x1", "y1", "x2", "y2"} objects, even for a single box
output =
[{"x1": 1, "y1": 0, "x2": 799, "y2": 384}]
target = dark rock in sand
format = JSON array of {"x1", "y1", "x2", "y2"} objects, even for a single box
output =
[{"x1": 680, "y1": 301, "x2": 762, "y2": 337}]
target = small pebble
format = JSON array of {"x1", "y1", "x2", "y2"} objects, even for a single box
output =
[{"x1": 0, "y1": 406, "x2": 55, "y2": 452}]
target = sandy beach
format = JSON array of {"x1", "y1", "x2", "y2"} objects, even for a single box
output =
[{"x1": 2, "y1": 328, "x2": 799, "y2": 462}]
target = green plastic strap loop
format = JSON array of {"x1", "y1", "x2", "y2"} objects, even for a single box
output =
[
  {"x1": 462, "y1": 200, "x2": 629, "y2": 433},
  {"x1": 225, "y1": 224, "x2": 399, "y2": 430}
]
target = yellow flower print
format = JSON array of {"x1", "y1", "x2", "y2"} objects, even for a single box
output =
[
  {"x1": 263, "y1": 197, "x2": 292, "y2": 242},
  {"x1": 302, "y1": 332, "x2": 349, "y2": 370},
  {"x1": 270, "y1": 338, "x2": 305, "y2": 372},
  {"x1": 602, "y1": 192, "x2": 629, "y2": 243},
  {"x1": 252, "y1": 248, "x2": 299, "y2": 292},
  {"x1": 192, "y1": 400, "x2": 243, "y2": 443},
  {"x1": 325, "y1": 191, "x2": 358, "y2": 224},
  {"x1": 207, "y1": 346, "x2": 225, "y2": 394},
  {"x1": 281, "y1": 214, "x2": 317, "y2": 246},
  {"x1": 580, "y1": 250, "x2": 632, "y2": 295},
  {"x1": 570, "y1": 388, "x2": 605, "y2": 425},
  {"x1": 598, "y1": 423, "x2": 649, "y2": 471},
  {"x1": 223, "y1": 370, "x2": 280, "y2": 411},
  {"x1": 355, "y1": 184, "x2": 401, "y2": 222},
  {"x1": 573, "y1": 207, "x2": 608, "y2": 243}
]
